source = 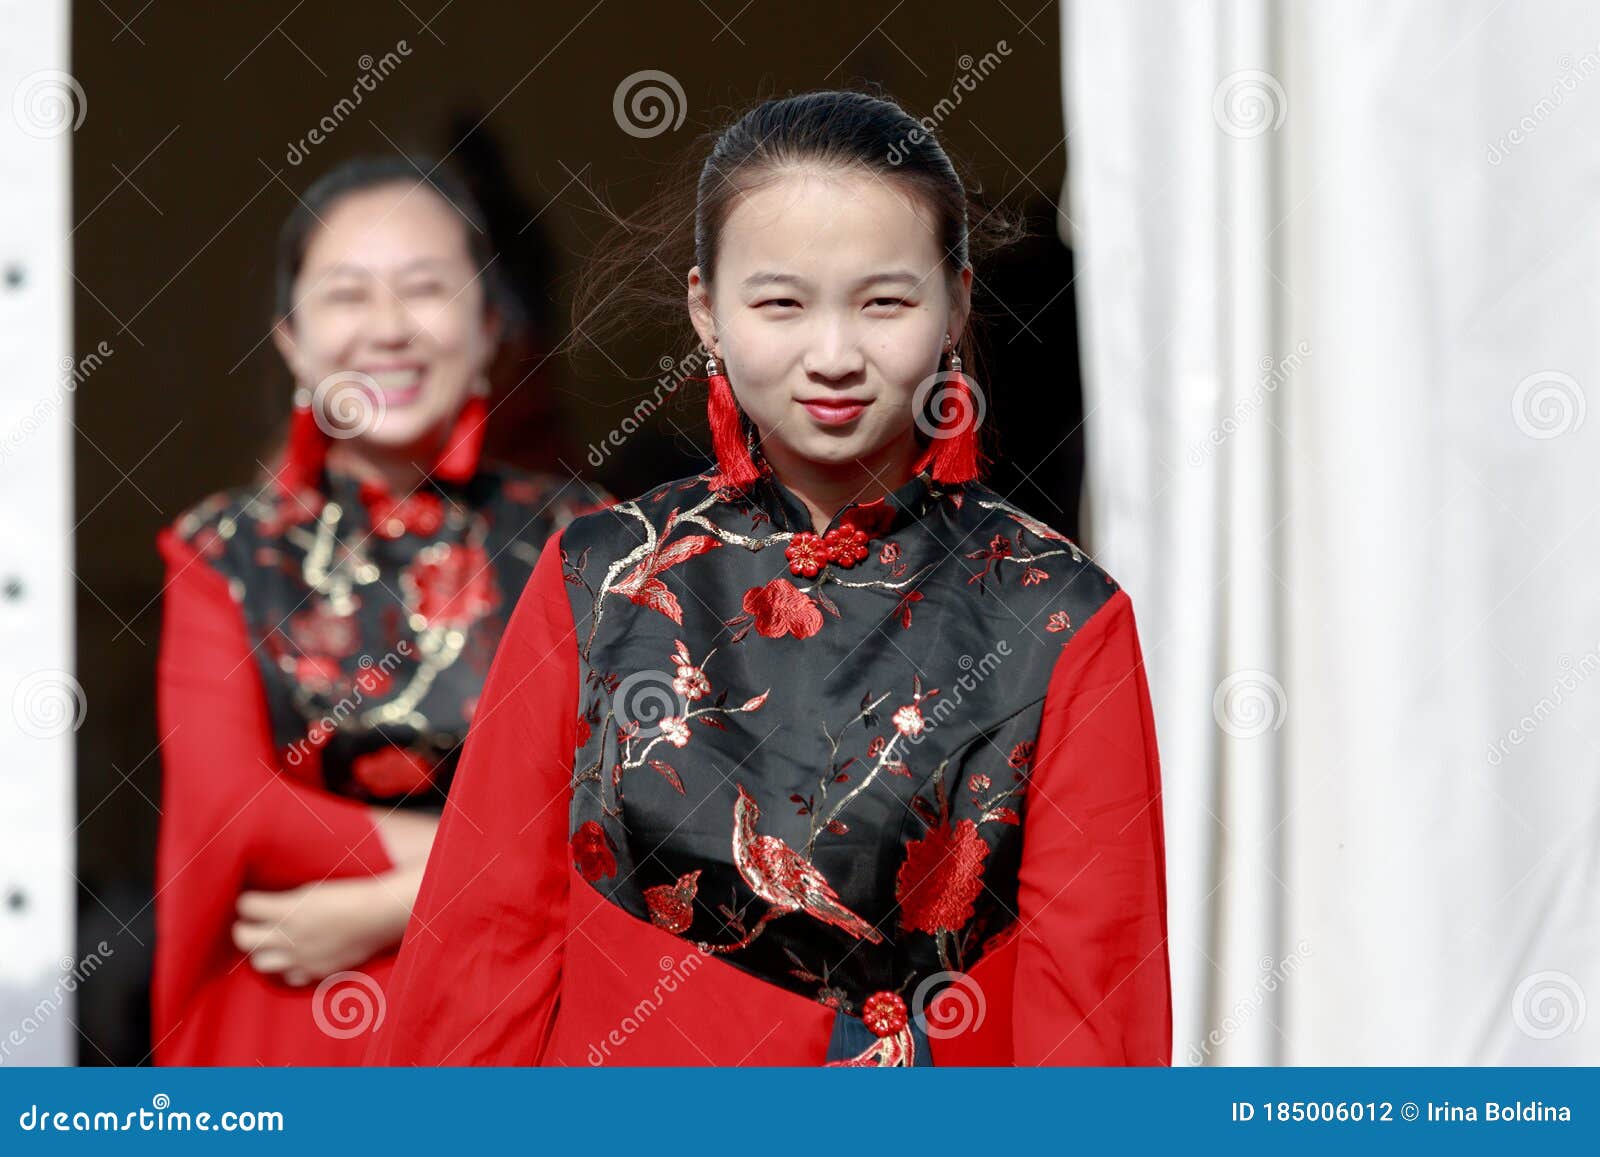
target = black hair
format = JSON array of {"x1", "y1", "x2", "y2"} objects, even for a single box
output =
[
  {"x1": 273, "y1": 153, "x2": 510, "y2": 322},
  {"x1": 570, "y1": 88, "x2": 1022, "y2": 372}
]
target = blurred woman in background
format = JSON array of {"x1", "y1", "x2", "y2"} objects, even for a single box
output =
[{"x1": 153, "y1": 155, "x2": 607, "y2": 1065}]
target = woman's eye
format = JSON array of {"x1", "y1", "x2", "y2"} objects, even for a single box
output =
[
  {"x1": 325, "y1": 287, "x2": 366, "y2": 304},
  {"x1": 402, "y1": 282, "x2": 446, "y2": 298},
  {"x1": 755, "y1": 298, "x2": 800, "y2": 309},
  {"x1": 867, "y1": 297, "x2": 912, "y2": 310}
]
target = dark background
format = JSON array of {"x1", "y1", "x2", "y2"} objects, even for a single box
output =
[{"x1": 70, "y1": 0, "x2": 1083, "y2": 1064}]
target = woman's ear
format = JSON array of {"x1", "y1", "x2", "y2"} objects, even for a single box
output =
[
  {"x1": 686, "y1": 265, "x2": 718, "y2": 354},
  {"x1": 271, "y1": 317, "x2": 302, "y2": 378},
  {"x1": 480, "y1": 303, "x2": 505, "y2": 357},
  {"x1": 949, "y1": 265, "x2": 975, "y2": 347}
]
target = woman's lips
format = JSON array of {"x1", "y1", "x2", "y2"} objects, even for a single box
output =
[
  {"x1": 799, "y1": 397, "x2": 869, "y2": 427},
  {"x1": 358, "y1": 367, "x2": 427, "y2": 407}
]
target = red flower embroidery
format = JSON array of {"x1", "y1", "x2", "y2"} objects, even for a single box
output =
[
  {"x1": 404, "y1": 543, "x2": 499, "y2": 630},
  {"x1": 896, "y1": 818, "x2": 989, "y2": 935},
  {"x1": 643, "y1": 869, "x2": 701, "y2": 933},
  {"x1": 575, "y1": 714, "x2": 592, "y2": 748},
  {"x1": 1008, "y1": 741, "x2": 1035, "y2": 770},
  {"x1": 571, "y1": 820, "x2": 618, "y2": 882},
  {"x1": 351, "y1": 747, "x2": 434, "y2": 797},
  {"x1": 1045, "y1": 610, "x2": 1072, "y2": 633},
  {"x1": 785, "y1": 532, "x2": 830, "y2": 577},
  {"x1": 1021, "y1": 567, "x2": 1049, "y2": 586},
  {"x1": 741, "y1": 579, "x2": 824, "y2": 639}
]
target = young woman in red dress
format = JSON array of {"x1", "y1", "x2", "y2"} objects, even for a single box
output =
[
  {"x1": 369, "y1": 91, "x2": 1171, "y2": 1067},
  {"x1": 153, "y1": 156, "x2": 606, "y2": 1065}
]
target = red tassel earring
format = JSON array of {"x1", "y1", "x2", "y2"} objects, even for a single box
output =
[
  {"x1": 432, "y1": 388, "x2": 489, "y2": 485},
  {"x1": 705, "y1": 352, "x2": 763, "y2": 488},
  {"x1": 278, "y1": 385, "x2": 329, "y2": 497},
  {"x1": 922, "y1": 338, "x2": 982, "y2": 485}
]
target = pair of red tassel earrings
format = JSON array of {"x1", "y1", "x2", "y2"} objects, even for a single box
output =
[
  {"x1": 703, "y1": 337, "x2": 982, "y2": 489},
  {"x1": 277, "y1": 378, "x2": 489, "y2": 497}
]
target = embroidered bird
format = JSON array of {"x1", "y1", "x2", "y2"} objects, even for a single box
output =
[{"x1": 728, "y1": 783, "x2": 884, "y2": 946}]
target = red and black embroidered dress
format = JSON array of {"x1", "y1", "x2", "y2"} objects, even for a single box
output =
[
  {"x1": 154, "y1": 463, "x2": 604, "y2": 1065},
  {"x1": 370, "y1": 461, "x2": 1171, "y2": 1066}
]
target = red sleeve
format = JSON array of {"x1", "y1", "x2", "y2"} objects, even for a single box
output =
[
  {"x1": 365, "y1": 531, "x2": 578, "y2": 1066},
  {"x1": 152, "y1": 528, "x2": 393, "y2": 1050},
  {"x1": 1013, "y1": 587, "x2": 1172, "y2": 1065}
]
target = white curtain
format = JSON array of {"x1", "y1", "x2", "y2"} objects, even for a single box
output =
[{"x1": 1063, "y1": 0, "x2": 1600, "y2": 1064}]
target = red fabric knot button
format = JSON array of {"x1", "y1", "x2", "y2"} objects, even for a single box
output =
[
  {"x1": 823, "y1": 525, "x2": 869, "y2": 568},
  {"x1": 784, "y1": 531, "x2": 830, "y2": 577},
  {"x1": 360, "y1": 481, "x2": 444, "y2": 540},
  {"x1": 860, "y1": 991, "x2": 908, "y2": 1038}
]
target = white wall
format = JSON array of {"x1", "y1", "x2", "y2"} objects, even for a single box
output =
[{"x1": 0, "y1": 0, "x2": 76, "y2": 1067}]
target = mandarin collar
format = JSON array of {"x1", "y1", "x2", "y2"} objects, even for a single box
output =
[{"x1": 740, "y1": 465, "x2": 944, "y2": 538}]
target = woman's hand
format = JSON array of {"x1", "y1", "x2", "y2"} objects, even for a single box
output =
[
  {"x1": 232, "y1": 863, "x2": 426, "y2": 986},
  {"x1": 369, "y1": 806, "x2": 440, "y2": 867}
]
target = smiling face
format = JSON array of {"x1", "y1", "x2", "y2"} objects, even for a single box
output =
[
  {"x1": 688, "y1": 167, "x2": 971, "y2": 487},
  {"x1": 272, "y1": 181, "x2": 499, "y2": 453}
]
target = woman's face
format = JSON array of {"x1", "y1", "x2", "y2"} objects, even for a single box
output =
[
  {"x1": 688, "y1": 167, "x2": 971, "y2": 480},
  {"x1": 272, "y1": 181, "x2": 498, "y2": 452}
]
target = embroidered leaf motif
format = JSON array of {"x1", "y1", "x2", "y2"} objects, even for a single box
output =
[
  {"x1": 612, "y1": 533, "x2": 722, "y2": 623},
  {"x1": 649, "y1": 759, "x2": 685, "y2": 794}
]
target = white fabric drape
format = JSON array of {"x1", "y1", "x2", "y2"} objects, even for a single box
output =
[{"x1": 1063, "y1": 0, "x2": 1600, "y2": 1064}]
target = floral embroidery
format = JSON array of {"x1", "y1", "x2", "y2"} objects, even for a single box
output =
[
  {"x1": 402, "y1": 543, "x2": 499, "y2": 631},
  {"x1": 572, "y1": 820, "x2": 618, "y2": 882},
  {"x1": 897, "y1": 819, "x2": 988, "y2": 937},
  {"x1": 670, "y1": 639, "x2": 711, "y2": 701},
  {"x1": 1045, "y1": 610, "x2": 1072, "y2": 633},
  {"x1": 643, "y1": 869, "x2": 701, "y2": 933},
  {"x1": 557, "y1": 469, "x2": 1121, "y2": 1019},
  {"x1": 736, "y1": 579, "x2": 823, "y2": 640}
]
